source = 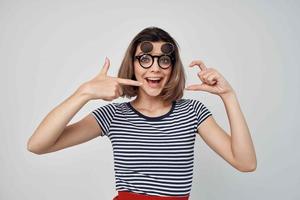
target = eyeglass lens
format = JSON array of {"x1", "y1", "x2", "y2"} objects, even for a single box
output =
[{"x1": 139, "y1": 54, "x2": 172, "y2": 69}]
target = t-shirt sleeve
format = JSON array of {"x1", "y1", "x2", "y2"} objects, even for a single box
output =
[
  {"x1": 190, "y1": 99, "x2": 213, "y2": 128},
  {"x1": 91, "y1": 103, "x2": 117, "y2": 137}
]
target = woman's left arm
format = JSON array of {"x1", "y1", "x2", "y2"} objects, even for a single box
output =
[
  {"x1": 219, "y1": 91, "x2": 257, "y2": 171},
  {"x1": 186, "y1": 60, "x2": 257, "y2": 172}
]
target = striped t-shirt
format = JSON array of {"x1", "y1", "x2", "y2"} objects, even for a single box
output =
[{"x1": 91, "y1": 98, "x2": 212, "y2": 197}]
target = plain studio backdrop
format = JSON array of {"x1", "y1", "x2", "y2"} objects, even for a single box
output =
[{"x1": 0, "y1": 0, "x2": 299, "y2": 199}]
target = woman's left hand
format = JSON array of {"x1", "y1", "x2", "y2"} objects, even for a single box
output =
[{"x1": 185, "y1": 60, "x2": 234, "y2": 97}]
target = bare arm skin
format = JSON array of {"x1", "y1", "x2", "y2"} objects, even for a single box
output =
[
  {"x1": 27, "y1": 57, "x2": 143, "y2": 155},
  {"x1": 186, "y1": 60, "x2": 257, "y2": 172},
  {"x1": 197, "y1": 92, "x2": 257, "y2": 172},
  {"x1": 27, "y1": 89, "x2": 97, "y2": 154}
]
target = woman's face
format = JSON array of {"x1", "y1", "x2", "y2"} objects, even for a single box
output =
[{"x1": 133, "y1": 41, "x2": 173, "y2": 97}]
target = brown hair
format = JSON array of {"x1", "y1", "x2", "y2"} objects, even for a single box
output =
[{"x1": 118, "y1": 26, "x2": 186, "y2": 103}]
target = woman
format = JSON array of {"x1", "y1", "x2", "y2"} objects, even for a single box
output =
[{"x1": 27, "y1": 26, "x2": 257, "y2": 200}]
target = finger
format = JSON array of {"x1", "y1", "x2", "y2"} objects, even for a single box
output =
[
  {"x1": 199, "y1": 68, "x2": 214, "y2": 79},
  {"x1": 198, "y1": 70, "x2": 211, "y2": 81},
  {"x1": 198, "y1": 71, "x2": 212, "y2": 84},
  {"x1": 207, "y1": 73, "x2": 217, "y2": 85},
  {"x1": 189, "y1": 60, "x2": 208, "y2": 71},
  {"x1": 99, "y1": 57, "x2": 110, "y2": 76},
  {"x1": 117, "y1": 78, "x2": 143, "y2": 86},
  {"x1": 117, "y1": 84, "x2": 124, "y2": 96},
  {"x1": 185, "y1": 83, "x2": 209, "y2": 91},
  {"x1": 207, "y1": 73, "x2": 217, "y2": 81},
  {"x1": 202, "y1": 71, "x2": 214, "y2": 80}
]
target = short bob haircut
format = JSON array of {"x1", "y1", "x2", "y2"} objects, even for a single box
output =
[{"x1": 118, "y1": 26, "x2": 186, "y2": 103}]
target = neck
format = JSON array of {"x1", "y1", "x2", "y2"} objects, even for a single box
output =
[{"x1": 132, "y1": 92, "x2": 172, "y2": 111}]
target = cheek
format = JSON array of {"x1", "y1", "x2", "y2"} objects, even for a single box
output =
[
  {"x1": 133, "y1": 64, "x2": 145, "y2": 80},
  {"x1": 164, "y1": 69, "x2": 172, "y2": 81}
]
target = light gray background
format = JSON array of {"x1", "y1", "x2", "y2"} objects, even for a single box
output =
[{"x1": 1, "y1": 0, "x2": 299, "y2": 199}]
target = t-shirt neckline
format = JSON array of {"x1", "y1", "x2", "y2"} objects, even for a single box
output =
[{"x1": 126, "y1": 100, "x2": 176, "y2": 121}]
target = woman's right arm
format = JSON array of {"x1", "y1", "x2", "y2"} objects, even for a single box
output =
[
  {"x1": 27, "y1": 57, "x2": 143, "y2": 155},
  {"x1": 27, "y1": 87, "x2": 93, "y2": 154}
]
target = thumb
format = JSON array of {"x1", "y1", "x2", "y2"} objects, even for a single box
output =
[
  {"x1": 185, "y1": 83, "x2": 209, "y2": 91},
  {"x1": 99, "y1": 57, "x2": 110, "y2": 76}
]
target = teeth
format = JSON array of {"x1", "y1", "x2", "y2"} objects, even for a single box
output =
[{"x1": 147, "y1": 77, "x2": 162, "y2": 80}]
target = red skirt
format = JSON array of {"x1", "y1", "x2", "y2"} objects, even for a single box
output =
[{"x1": 113, "y1": 191, "x2": 190, "y2": 200}]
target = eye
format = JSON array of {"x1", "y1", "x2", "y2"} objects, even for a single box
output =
[
  {"x1": 140, "y1": 55, "x2": 151, "y2": 63},
  {"x1": 159, "y1": 56, "x2": 171, "y2": 64}
]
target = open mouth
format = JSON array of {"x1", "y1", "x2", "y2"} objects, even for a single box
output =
[{"x1": 145, "y1": 77, "x2": 163, "y2": 87}]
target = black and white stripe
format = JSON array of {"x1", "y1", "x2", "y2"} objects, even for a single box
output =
[{"x1": 91, "y1": 98, "x2": 212, "y2": 196}]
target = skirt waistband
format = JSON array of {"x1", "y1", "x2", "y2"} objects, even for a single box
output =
[{"x1": 113, "y1": 191, "x2": 189, "y2": 200}]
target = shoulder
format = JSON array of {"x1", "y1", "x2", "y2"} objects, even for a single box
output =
[
  {"x1": 177, "y1": 98, "x2": 204, "y2": 107},
  {"x1": 92, "y1": 102, "x2": 123, "y2": 116},
  {"x1": 180, "y1": 98, "x2": 212, "y2": 115},
  {"x1": 94, "y1": 101, "x2": 121, "y2": 109}
]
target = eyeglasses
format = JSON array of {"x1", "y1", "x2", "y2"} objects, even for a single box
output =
[{"x1": 134, "y1": 53, "x2": 175, "y2": 69}]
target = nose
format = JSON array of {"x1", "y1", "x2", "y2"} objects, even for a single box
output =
[{"x1": 150, "y1": 57, "x2": 161, "y2": 71}]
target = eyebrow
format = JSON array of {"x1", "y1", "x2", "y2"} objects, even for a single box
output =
[{"x1": 136, "y1": 52, "x2": 164, "y2": 56}]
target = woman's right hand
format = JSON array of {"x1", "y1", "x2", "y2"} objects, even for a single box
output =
[{"x1": 77, "y1": 57, "x2": 143, "y2": 101}]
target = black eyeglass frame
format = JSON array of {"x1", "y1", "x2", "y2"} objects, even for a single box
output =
[{"x1": 134, "y1": 53, "x2": 175, "y2": 69}]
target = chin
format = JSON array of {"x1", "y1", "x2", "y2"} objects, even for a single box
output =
[
  {"x1": 141, "y1": 85, "x2": 163, "y2": 96},
  {"x1": 147, "y1": 91, "x2": 162, "y2": 97}
]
